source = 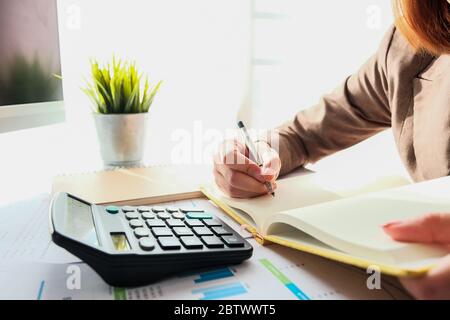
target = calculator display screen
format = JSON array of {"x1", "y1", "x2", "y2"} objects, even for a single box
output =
[
  {"x1": 66, "y1": 196, "x2": 99, "y2": 246},
  {"x1": 111, "y1": 233, "x2": 130, "y2": 252}
]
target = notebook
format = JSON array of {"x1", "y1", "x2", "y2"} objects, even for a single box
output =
[
  {"x1": 52, "y1": 165, "x2": 211, "y2": 206},
  {"x1": 201, "y1": 175, "x2": 450, "y2": 277}
]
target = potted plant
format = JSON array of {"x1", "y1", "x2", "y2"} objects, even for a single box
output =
[{"x1": 83, "y1": 57, "x2": 162, "y2": 167}]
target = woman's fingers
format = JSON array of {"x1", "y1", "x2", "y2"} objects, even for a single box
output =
[
  {"x1": 383, "y1": 213, "x2": 450, "y2": 244},
  {"x1": 219, "y1": 167, "x2": 269, "y2": 194},
  {"x1": 400, "y1": 255, "x2": 450, "y2": 300},
  {"x1": 257, "y1": 141, "x2": 282, "y2": 182},
  {"x1": 383, "y1": 213, "x2": 450, "y2": 299},
  {"x1": 213, "y1": 139, "x2": 281, "y2": 198},
  {"x1": 214, "y1": 140, "x2": 266, "y2": 183},
  {"x1": 214, "y1": 169, "x2": 274, "y2": 198}
]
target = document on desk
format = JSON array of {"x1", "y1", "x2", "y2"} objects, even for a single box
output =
[
  {"x1": 0, "y1": 194, "x2": 79, "y2": 264},
  {"x1": 0, "y1": 239, "x2": 410, "y2": 300}
]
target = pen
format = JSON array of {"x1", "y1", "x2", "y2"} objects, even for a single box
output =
[{"x1": 237, "y1": 121, "x2": 275, "y2": 197}]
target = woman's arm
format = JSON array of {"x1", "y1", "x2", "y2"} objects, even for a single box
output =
[{"x1": 271, "y1": 27, "x2": 395, "y2": 176}]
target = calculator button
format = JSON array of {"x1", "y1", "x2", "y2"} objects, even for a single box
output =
[
  {"x1": 180, "y1": 208, "x2": 205, "y2": 213},
  {"x1": 125, "y1": 212, "x2": 140, "y2": 220},
  {"x1": 141, "y1": 212, "x2": 156, "y2": 219},
  {"x1": 222, "y1": 235, "x2": 245, "y2": 248},
  {"x1": 129, "y1": 219, "x2": 144, "y2": 229},
  {"x1": 152, "y1": 227, "x2": 173, "y2": 237},
  {"x1": 173, "y1": 227, "x2": 194, "y2": 237},
  {"x1": 106, "y1": 206, "x2": 119, "y2": 215},
  {"x1": 137, "y1": 206, "x2": 151, "y2": 213},
  {"x1": 146, "y1": 219, "x2": 166, "y2": 228},
  {"x1": 203, "y1": 219, "x2": 223, "y2": 227},
  {"x1": 152, "y1": 206, "x2": 165, "y2": 213},
  {"x1": 180, "y1": 236, "x2": 204, "y2": 249},
  {"x1": 211, "y1": 227, "x2": 233, "y2": 236},
  {"x1": 201, "y1": 236, "x2": 225, "y2": 248},
  {"x1": 122, "y1": 206, "x2": 136, "y2": 213},
  {"x1": 186, "y1": 212, "x2": 213, "y2": 220},
  {"x1": 172, "y1": 212, "x2": 185, "y2": 219},
  {"x1": 193, "y1": 227, "x2": 214, "y2": 236},
  {"x1": 134, "y1": 227, "x2": 151, "y2": 238},
  {"x1": 165, "y1": 207, "x2": 179, "y2": 213},
  {"x1": 157, "y1": 212, "x2": 171, "y2": 220},
  {"x1": 139, "y1": 238, "x2": 156, "y2": 251},
  {"x1": 185, "y1": 219, "x2": 204, "y2": 228},
  {"x1": 158, "y1": 237, "x2": 181, "y2": 250},
  {"x1": 166, "y1": 219, "x2": 185, "y2": 228}
]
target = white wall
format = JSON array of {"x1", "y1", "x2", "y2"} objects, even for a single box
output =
[
  {"x1": 56, "y1": 0, "x2": 406, "y2": 178},
  {"x1": 57, "y1": 0, "x2": 251, "y2": 165},
  {"x1": 251, "y1": 0, "x2": 394, "y2": 128}
]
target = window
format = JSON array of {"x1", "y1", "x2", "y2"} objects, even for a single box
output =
[{"x1": 249, "y1": 0, "x2": 393, "y2": 129}]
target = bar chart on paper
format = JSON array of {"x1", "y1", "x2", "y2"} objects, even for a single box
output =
[
  {"x1": 187, "y1": 267, "x2": 249, "y2": 300},
  {"x1": 193, "y1": 268, "x2": 235, "y2": 283},
  {"x1": 192, "y1": 282, "x2": 248, "y2": 300},
  {"x1": 259, "y1": 259, "x2": 310, "y2": 300}
]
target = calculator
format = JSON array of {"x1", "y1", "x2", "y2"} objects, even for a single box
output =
[{"x1": 49, "y1": 192, "x2": 253, "y2": 287}]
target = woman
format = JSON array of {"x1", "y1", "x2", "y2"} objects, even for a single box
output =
[{"x1": 214, "y1": 0, "x2": 450, "y2": 299}]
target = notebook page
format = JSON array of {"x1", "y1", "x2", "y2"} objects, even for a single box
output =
[
  {"x1": 204, "y1": 174, "x2": 341, "y2": 231},
  {"x1": 268, "y1": 177, "x2": 450, "y2": 264}
]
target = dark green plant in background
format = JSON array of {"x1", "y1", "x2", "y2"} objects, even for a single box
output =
[
  {"x1": 0, "y1": 54, "x2": 63, "y2": 106},
  {"x1": 83, "y1": 57, "x2": 162, "y2": 114}
]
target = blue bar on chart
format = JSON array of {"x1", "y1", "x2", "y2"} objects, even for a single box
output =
[
  {"x1": 194, "y1": 268, "x2": 235, "y2": 283},
  {"x1": 36, "y1": 280, "x2": 45, "y2": 300},
  {"x1": 259, "y1": 259, "x2": 310, "y2": 300},
  {"x1": 192, "y1": 282, "x2": 247, "y2": 300}
]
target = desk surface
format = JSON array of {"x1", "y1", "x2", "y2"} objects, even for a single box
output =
[
  {"x1": 0, "y1": 121, "x2": 411, "y2": 300},
  {"x1": 0, "y1": 196, "x2": 411, "y2": 300}
]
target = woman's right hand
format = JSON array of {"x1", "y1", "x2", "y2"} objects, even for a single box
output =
[{"x1": 213, "y1": 139, "x2": 281, "y2": 198}]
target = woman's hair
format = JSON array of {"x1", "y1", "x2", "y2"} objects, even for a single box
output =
[{"x1": 393, "y1": 0, "x2": 450, "y2": 55}]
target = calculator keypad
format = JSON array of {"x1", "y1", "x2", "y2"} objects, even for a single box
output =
[
  {"x1": 134, "y1": 227, "x2": 151, "y2": 238},
  {"x1": 152, "y1": 227, "x2": 173, "y2": 237},
  {"x1": 129, "y1": 219, "x2": 144, "y2": 229},
  {"x1": 141, "y1": 212, "x2": 156, "y2": 220},
  {"x1": 146, "y1": 219, "x2": 166, "y2": 228},
  {"x1": 158, "y1": 237, "x2": 182, "y2": 250},
  {"x1": 180, "y1": 236, "x2": 203, "y2": 249},
  {"x1": 202, "y1": 236, "x2": 225, "y2": 248},
  {"x1": 125, "y1": 212, "x2": 140, "y2": 220},
  {"x1": 139, "y1": 237, "x2": 156, "y2": 251},
  {"x1": 107, "y1": 205, "x2": 247, "y2": 253},
  {"x1": 192, "y1": 227, "x2": 214, "y2": 237}
]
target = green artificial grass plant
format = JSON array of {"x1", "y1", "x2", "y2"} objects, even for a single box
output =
[{"x1": 83, "y1": 57, "x2": 162, "y2": 114}]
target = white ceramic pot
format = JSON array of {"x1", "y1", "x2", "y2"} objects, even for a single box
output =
[{"x1": 93, "y1": 113, "x2": 148, "y2": 167}]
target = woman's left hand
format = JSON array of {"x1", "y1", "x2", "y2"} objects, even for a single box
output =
[{"x1": 383, "y1": 213, "x2": 450, "y2": 300}]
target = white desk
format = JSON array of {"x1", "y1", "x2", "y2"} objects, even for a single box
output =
[{"x1": 0, "y1": 120, "x2": 412, "y2": 300}]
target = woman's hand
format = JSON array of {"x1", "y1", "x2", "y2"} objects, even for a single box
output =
[
  {"x1": 383, "y1": 213, "x2": 450, "y2": 300},
  {"x1": 213, "y1": 139, "x2": 281, "y2": 198}
]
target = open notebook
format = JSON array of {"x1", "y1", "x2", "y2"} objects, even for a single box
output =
[{"x1": 201, "y1": 175, "x2": 450, "y2": 277}]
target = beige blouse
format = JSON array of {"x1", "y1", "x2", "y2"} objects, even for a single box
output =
[{"x1": 271, "y1": 26, "x2": 450, "y2": 182}]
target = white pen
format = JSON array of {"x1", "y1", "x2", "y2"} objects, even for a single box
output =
[{"x1": 238, "y1": 121, "x2": 275, "y2": 197}]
